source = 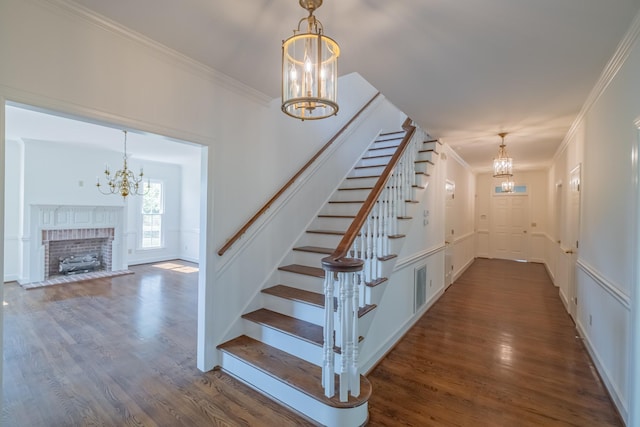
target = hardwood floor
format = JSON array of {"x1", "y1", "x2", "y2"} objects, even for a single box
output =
[
  {"x1": 2, "y1": 261, "x2": 313, "y2": 427},
  {"x1": 367, "y1": 258, "x2": 623, "y2": 426},
  {"x1": 3, "y1": 258, "x2": 623, "y2": 426}
]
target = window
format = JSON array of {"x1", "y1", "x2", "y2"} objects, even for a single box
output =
[
  {"x1": 141, "y1": 182, "x2": 163, "y2": 248},
  {"x1": 494, "y1": 184, "x2": 527, "y2": 194}
]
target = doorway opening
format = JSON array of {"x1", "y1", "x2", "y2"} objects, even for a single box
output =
[{"x1": 2, "y1": 101, "x2": 210, "y2": 392}]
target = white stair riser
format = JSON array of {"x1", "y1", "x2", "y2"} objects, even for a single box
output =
[
  {"x1": 243, "y1": 321, "x2": 348, "y2": 369},
  {"x1": 352, "y1": 165, "x2": 385, "y2": 176},
  {"x1": 342, "y1": 176, "x2": 379, "y2": 188},
  {"x1": 416, "y1": 173, "x2": 429, "y2": 187},
  {"x1": 220, "y1": 353, "x2": 369, "y2": 427},
  {"x1": 417, "y1": 151, "x2": 437, "y2": 162},
  {"x1": 262, "y1": 293, "x2": 324, "y2": 326},
  {"x1": 244, "y1": 319, "x2": 323, "y2": 366},
  {"x1": 421, "y1": 141, "x2": 438, "y2": 151},
  {"x1": 359, "y1": 156, "x2": 391, "y2": 167},
  {"x1": 292, "y1": 250, "x2": 328, "y2": 268},
  {"x1": 332, "y1": 188, "x2": 371, "y2": 202},
  {"x1": 312, "y1": 216, "x2": 355, "y2": 230},
  {"x1": 367, "y1": 146, "x2": 397, "y2": 157},
  {"x1": 301, "y1": 232, "x2": 344, "y2": 248},
  {"x1": 320, "y1": 202, "x2": 363, "y2": 217},
  {"x1": 372, "y1": 138, "x2": 403, "y2": 149},
  {"x1": 278, "y1": 270, "x2": 325, "y2": 293},
  {"x1": 414, "y1": 162, "x2": 433, "y2": 175},
  {"x1": 262, "y1": 294, "x2": 376, "y2": 338}
]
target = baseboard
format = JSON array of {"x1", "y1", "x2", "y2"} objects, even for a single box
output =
[
  {"x1": 576, "y1": 321, "x2": 628, "y2": 424},
  {"x1": 3, "y1": 274, "x2": 20, "y2": 283},
  {"x1": 452, "y1": 257, "x2": 475, "y2": 283},
  {"x1": 559, "y1": 288, "x2": 570, "y2": 312},
  {"x1": 127, "y1": 255, "x2": 182, "y2": 266},
  {"x1": 543, "y1": 261, "x2": 557, "y2": 286},
  {"x1": 178, "y1": 255, "x2": 199, "y2": 264},
  {"x1": 361, "y1": 286, "x2": 445, "y2": 375}
]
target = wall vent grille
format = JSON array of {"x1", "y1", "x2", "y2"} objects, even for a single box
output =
[{"x1": 414, "y1": 264, "x2": 427, "y2": 313}]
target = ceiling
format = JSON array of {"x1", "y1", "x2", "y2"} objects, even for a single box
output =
[{"x1": 10, "y1": 0, "x2": 640, "y2": 172}]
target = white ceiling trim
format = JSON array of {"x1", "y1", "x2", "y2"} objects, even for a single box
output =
[
  {"x1": 40, "y1": 0, "x2": 272, "y2": 106},
  {"x1": 553, "y1": 7, "x2": 640, "y2": 165}
]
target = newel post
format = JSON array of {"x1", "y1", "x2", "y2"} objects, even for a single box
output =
[{"x1": 321, "y1": 257, "x2": 364, "y2": 401}]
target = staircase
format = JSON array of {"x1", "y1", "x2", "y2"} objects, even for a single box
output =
[{"x1": 218, "y1": 126, "x2": 440, "y2": 426}]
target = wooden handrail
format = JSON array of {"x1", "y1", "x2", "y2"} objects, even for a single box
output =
[
  {"x1": 322, "y1": 118, "x2": 416, "y2": 272},
  {"x1": 217, "y1": 92, "x2": 382, "y2": 256}
]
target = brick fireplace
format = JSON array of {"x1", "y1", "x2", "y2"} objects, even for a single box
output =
[
  {"x1": 22, "y1": 205, "x2": 125, "y2": 285},
  {"x1": 42, "y1": 228, "x2": 115, "y2": 279}
]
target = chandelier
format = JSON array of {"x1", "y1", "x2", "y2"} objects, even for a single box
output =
[
  {"x1": 282, "y1": 0, "x2": 340, "y2": 120},
  {"x1": 96, "y1": 130, "x2": 149, "y2": 199},
  {"x1": 501, "y1": 179, "x2": 515, "y2": 193},
  {"x1": 493, "y1": 132, "x2": 513, "y2": 178}
]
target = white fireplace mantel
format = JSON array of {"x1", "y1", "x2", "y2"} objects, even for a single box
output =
[{"x1": 20, "y1": 205, "x2": 126, "y2": 284}]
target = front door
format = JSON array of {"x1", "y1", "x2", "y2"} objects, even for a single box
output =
[{"x1": 491, "y1": 194, "x2": 530, "y2": 261}]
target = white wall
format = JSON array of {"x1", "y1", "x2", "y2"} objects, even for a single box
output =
[
  {"x1": 443, "y1": 146, "x2": 476, "y2": 282},
  {"x1": 180, "y1": 157, "x2": 201, "y2": 263},
  {"x1": 543, "y1": 13, "x2": 640, "y2": 424},
  {"x1": 3, "y1": 139, "x2": 22, "y2": 281}
]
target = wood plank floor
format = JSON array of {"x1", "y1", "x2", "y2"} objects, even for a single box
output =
[
  {"x1": 2, "y1": 258, "x2": 623, "y2": 426},
  {"x1": 367, "y1": 258, "x2": 624, "y2": 426},
  {"x1": 2, "y1": 261, "x2": 314, "y2": 427}
]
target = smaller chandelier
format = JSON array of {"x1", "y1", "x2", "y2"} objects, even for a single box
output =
[
  {"x1": 96, "y1": 130, "x2": 149, "y2": 199},
  {"x1": 493, "y1": 132, "x2": 513, "y2": 178},
  {"x1": 282, "y1": 0, "x2": 340, "y2": 120},
  {"x1": 501, "y1": 179, "x2": 515, "y2": 193}
]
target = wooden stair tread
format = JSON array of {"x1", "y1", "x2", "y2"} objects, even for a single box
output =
[
  {"x1": 293, "y1": 245, "x2": 335, "y2": 254},
  {"x1": 306, "y1": 229, "x2": 346, "y2": 236},
  {"x1": 328, "y1": 200, "x2": 365, "y2": 204},
  {"x1": 415, "y1": 159, "x2": 435, "y2": 165},
  {"x1": 367, "y1": 277, "x2": 388, "y2": 287},
  {"x1": 355, "y1": 164, "x2": 389, "y2": 169},
  {"x1": 362, "y1": 154, "x2": 392, "y2": 160},
  {"x1": 368, "y1": 145, "x2": 399, "y2": 152},
  {"x1": 243, "y1": 308, "x2": 324, "y2": 346},
  {"x1": 317, "y1": 214, "x2": 356, "y2": 219},
  {"x1": 379, "y1": 130, "x2": 405, "y2": 136},
  {"x1": 279, "y1": 264, "x2": 325, "y2": 278},
  {"x1": 419, "y1": 148, "x2": 439, "y2": 154},
  {"x1": 263, "y1": 285, "x2": 324, "y2": 308},
  {"x1": 218, "y1": 335, "x2": 371, "y2": 409},
  {"x1": 263, "y1": 285, "x2": 377, "y2": 316},
  {"x1": 346, "y1": 175, "x2": 381, "y2": 180}
]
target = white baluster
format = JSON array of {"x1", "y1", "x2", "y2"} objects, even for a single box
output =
[
  {"x1": 322, "y1": 271, "x2": 335, "y2": 398},
  {"x1": 351, "y1": 272, "x2": 361, "y2": 396},
  {"x1": 338, "y1": 271, "x2": 354, "y2": 402}
]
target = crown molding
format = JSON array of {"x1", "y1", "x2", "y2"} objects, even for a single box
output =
[
  {"x1": 441, "y1": 141, "x2": 474, "y2": 173},
  {"x1": 553, "y1": 8, "x2": 640, "y2": 164},
  {"x1": 37, "y1": 0, "x2": 272, "y2": 106}
]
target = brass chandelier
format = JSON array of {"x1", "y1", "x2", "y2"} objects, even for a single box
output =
[
  {"x1": 501, "y1": 179, "x2": 515, "y2": 193},
  {"x1": 493, "y1": 132, "x2": 513, "y2": 178},
  {"x1": 282, "y1": 0, "x2": 340, "y2": 120},
  {"x1": 96, "y1": 130, "x2": 149, "y2": 199}
]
